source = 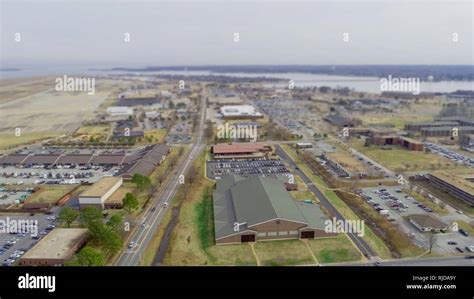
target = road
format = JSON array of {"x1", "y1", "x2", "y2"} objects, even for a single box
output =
[
  {"x1": 324, "y1": 256, "x2": 474, "y2": 267},
  {"x1": 116, "y1": 95, "x2": 207, "y2": 266},
  {"x1": 274, "y1": 144, "x2": 377, "y2": 259}
]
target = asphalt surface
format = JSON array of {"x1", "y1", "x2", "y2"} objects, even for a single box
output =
[
  {"x1": 116, "y1": 96, "x2": 207, "y2": 266},
  {"x1": 0, "y1": 207, "x2": 61, "y2": 266},
  {"x1": 324, "y1": 256, "x2": 474, "y2": 267},
  {"x1": 274, "y1": 144, "x2": 377, "y2": 258}
]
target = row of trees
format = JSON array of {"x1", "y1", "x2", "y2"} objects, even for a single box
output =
[{"x1": 60, "y1": 207, "x2": 124, "y2": 266}]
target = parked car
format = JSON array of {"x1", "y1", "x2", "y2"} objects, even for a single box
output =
[
  {"x1": 465, "y1": 246, "x2": 474, "y2": 253},
  {"x1": 455, "y1": 247, "x2": 464, "y2": 253},
  {"x1": 447, "y1": 241, "x2": 457, "y2": 245},
  {"x1": 459, "y1": 229, "x2": 469, "y2": 237}
]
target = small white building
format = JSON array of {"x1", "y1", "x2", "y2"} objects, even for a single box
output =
[
  {"x1": 220, "y1": 105, "x2": 263, "y2": 119},
  {"x1": 106, "y1": 106, "x2": 134, "y2": 121},
  {"x1": 78, "y1": 177, "x2": 123, "y2": 210}
]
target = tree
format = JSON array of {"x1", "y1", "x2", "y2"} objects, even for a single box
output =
[
  {"x1": 426, "y1": 232, "x2": 437, "y2": 254},
  {"x1": 107, "y1": 214, "x2": 123, "y2": 234},
  {"x1": 122, "y1": 193, "x2": 139, "y2": 214},
  {"x1": 58, "y1": 207, "x2": 79, "y2": 228},
  {"x1": 131, "y1": 174, "x2": 151, "y2": 192},
  {"x1": 76, "y1": 246, "x2": 104, "y2": 266},
  {"x1": 101, "y1": 228, "x2": 123, "y2": 256},
  {"x1": 186, "y1": 165, "x2": 197, "y2": 187},
  {"x1": 79, "y1": 207, "x2": 102, "y2": 227}
]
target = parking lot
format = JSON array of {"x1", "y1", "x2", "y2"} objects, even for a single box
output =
[
  {"x1": 425, "y1": 142, "x2": 474, "y2": 168},
  {"x1": 0, "y1": 165, "x2": 118, "y2": 185},
  {"x1": 359, "y1": 186, "x2": 474, "y2": 254},
  {"x1": 206, "y1": 158, "x2": 290, "y2": 180},
  {"x1": 0, "y1": 210, "x2": 59, "y2": 266},
  {"x1": 0, "y1": 189, "x2": 33, "y2": 206}
]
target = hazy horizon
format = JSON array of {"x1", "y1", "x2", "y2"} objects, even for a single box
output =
[{"x1": 1, "y1": 0, "x2": 473, "y2": 69}]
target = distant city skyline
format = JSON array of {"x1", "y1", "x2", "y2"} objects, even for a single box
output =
[{"x1": 1, "y1": 0, "x2": 473, "y2": 69}]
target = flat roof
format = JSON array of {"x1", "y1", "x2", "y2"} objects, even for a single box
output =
[
  {"x1": 430, "y1": 171, "x2": 474, "y2": 195},
  {"x1": 408, "y1": 214, "x2": 448, "y2": 229},
  {"x1": 79, "y1": 177, "x2": 122, "y2": 198},
  {"x1": 21, "y1": 228, "x2": 88, "y2": 260},
  {"x1": 212, "y1": 143, "x2": 268, "y2": 154}
]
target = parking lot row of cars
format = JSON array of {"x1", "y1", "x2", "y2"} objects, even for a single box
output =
[
  {"x1": 1, "y1": 215, "x2": 56, "y2": 266},
  {"x1": 425, "y1": 142, "x2": 474, "y2": 167},
  {"x1": 207, "y1": 158, "x2": 289, "y2": 179}
]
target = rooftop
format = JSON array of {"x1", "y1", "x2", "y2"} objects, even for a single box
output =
[
  {"x1": 430, "y1": 171, "x2": 474, "y2": 195},
  {"x1": 79, "y1": 177, "x2": 122, "y2": 198},
  {"x1": 213, "y1": 175, "x2": 328, "y2": 240},
  {"x1": 407, "y1": 214, "x2": 448, "y2": 229},
  {"x1": 21, "y1": 228, "x2": 88, "y2": 260},
  {"x1": 212, "y1": 143, "x2": 268, "y2": 154}
]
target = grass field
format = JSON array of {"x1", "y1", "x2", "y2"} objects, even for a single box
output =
[
  {"x1": 26, "y1": 185, "x2": 76, "y2": 205},
  {"x1": 76, "y1": 125, "x2": 110, "y2": 136},
  {"x1": 350, "y1": 140, "x2": 467, "y2": 173},
  {"x1": 308, "y1": 235, "x2": 362, "y2": 263},
  {"x1": 254, "y1": 240, "x2": 314, "y2": 266},
  {"x1": 143, "y1": 129, "x2": 167, "y2": 144},
  {"x1": 0, "y1": 131, "x2": 64, "y2": 150}
]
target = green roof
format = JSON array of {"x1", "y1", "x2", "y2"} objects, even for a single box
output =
[{"x1": 213, "y1": 175, "x2": 328, "y2": 240}]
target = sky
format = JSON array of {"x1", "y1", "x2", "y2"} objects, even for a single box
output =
[{"x1": 1, "y1": 0, "x2": 473, "y2": 69}]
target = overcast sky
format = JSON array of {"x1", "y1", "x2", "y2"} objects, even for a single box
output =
[{"x1": 1, "y1": 0, "x2": 473, "y2": 68}]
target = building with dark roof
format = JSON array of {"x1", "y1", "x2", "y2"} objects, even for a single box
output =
[
  {"x1": 427, "y1": 171, "x2": 474, "y2": 206},
  {"x1": 211, "y1": 143, "x2": 271, "y2": 159},
  {"x1": 369, "y1": 135, "x2": 424, "y2": 151},
  {"x1": 120, "y1": 144, "x2": 171, "y2": 180},
  {"x1": 407, "y1": 214, "x2": 449, "y2": 233},
  {"x1": 213, "y1": 175, "x2": 335, "y2": 245},
  {"x1": 323, "y1": 114, "x2": 357, "y2": 128}
]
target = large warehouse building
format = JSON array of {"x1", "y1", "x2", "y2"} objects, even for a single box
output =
[
  {"x1": 19, "y1": 228, "x2": 88, "y2": 266},
  {"x1": 213, "y1": 175, "x2": 335, "y2": 245},
  {"x1": 78, "y1": 177, "x2": 123, "y2": 209}
]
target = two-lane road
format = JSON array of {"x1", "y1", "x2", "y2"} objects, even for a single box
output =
[{"x1": 116, "y1": 95, "x2": 207, "y2": 266}]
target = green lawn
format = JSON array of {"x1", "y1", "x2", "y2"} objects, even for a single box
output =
[
  {"x1": 308, "y1": 235, "x2": 362, "y2": 263},
  {"x1": 350, "y1": 140, "x2": 468, "y2": 173},
  {"x1": 254, "y1": 240, "x2": 314, "y2": 266}
]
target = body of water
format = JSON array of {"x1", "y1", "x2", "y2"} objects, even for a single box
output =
[{"x1": 2, "y1": 68, "x2": 472, "y2": 94}]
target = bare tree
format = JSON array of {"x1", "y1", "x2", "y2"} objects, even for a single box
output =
[{"x1": 426, "y1": 232, "x2": 437, "y2": 254}]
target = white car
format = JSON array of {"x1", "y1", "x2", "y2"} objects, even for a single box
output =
[
  {"x1": 163, "y1": 203, "x2": 168, "y2": 208},
  {"x1": 466, "y1": 246, "x2": 474, "y2": 253}
]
